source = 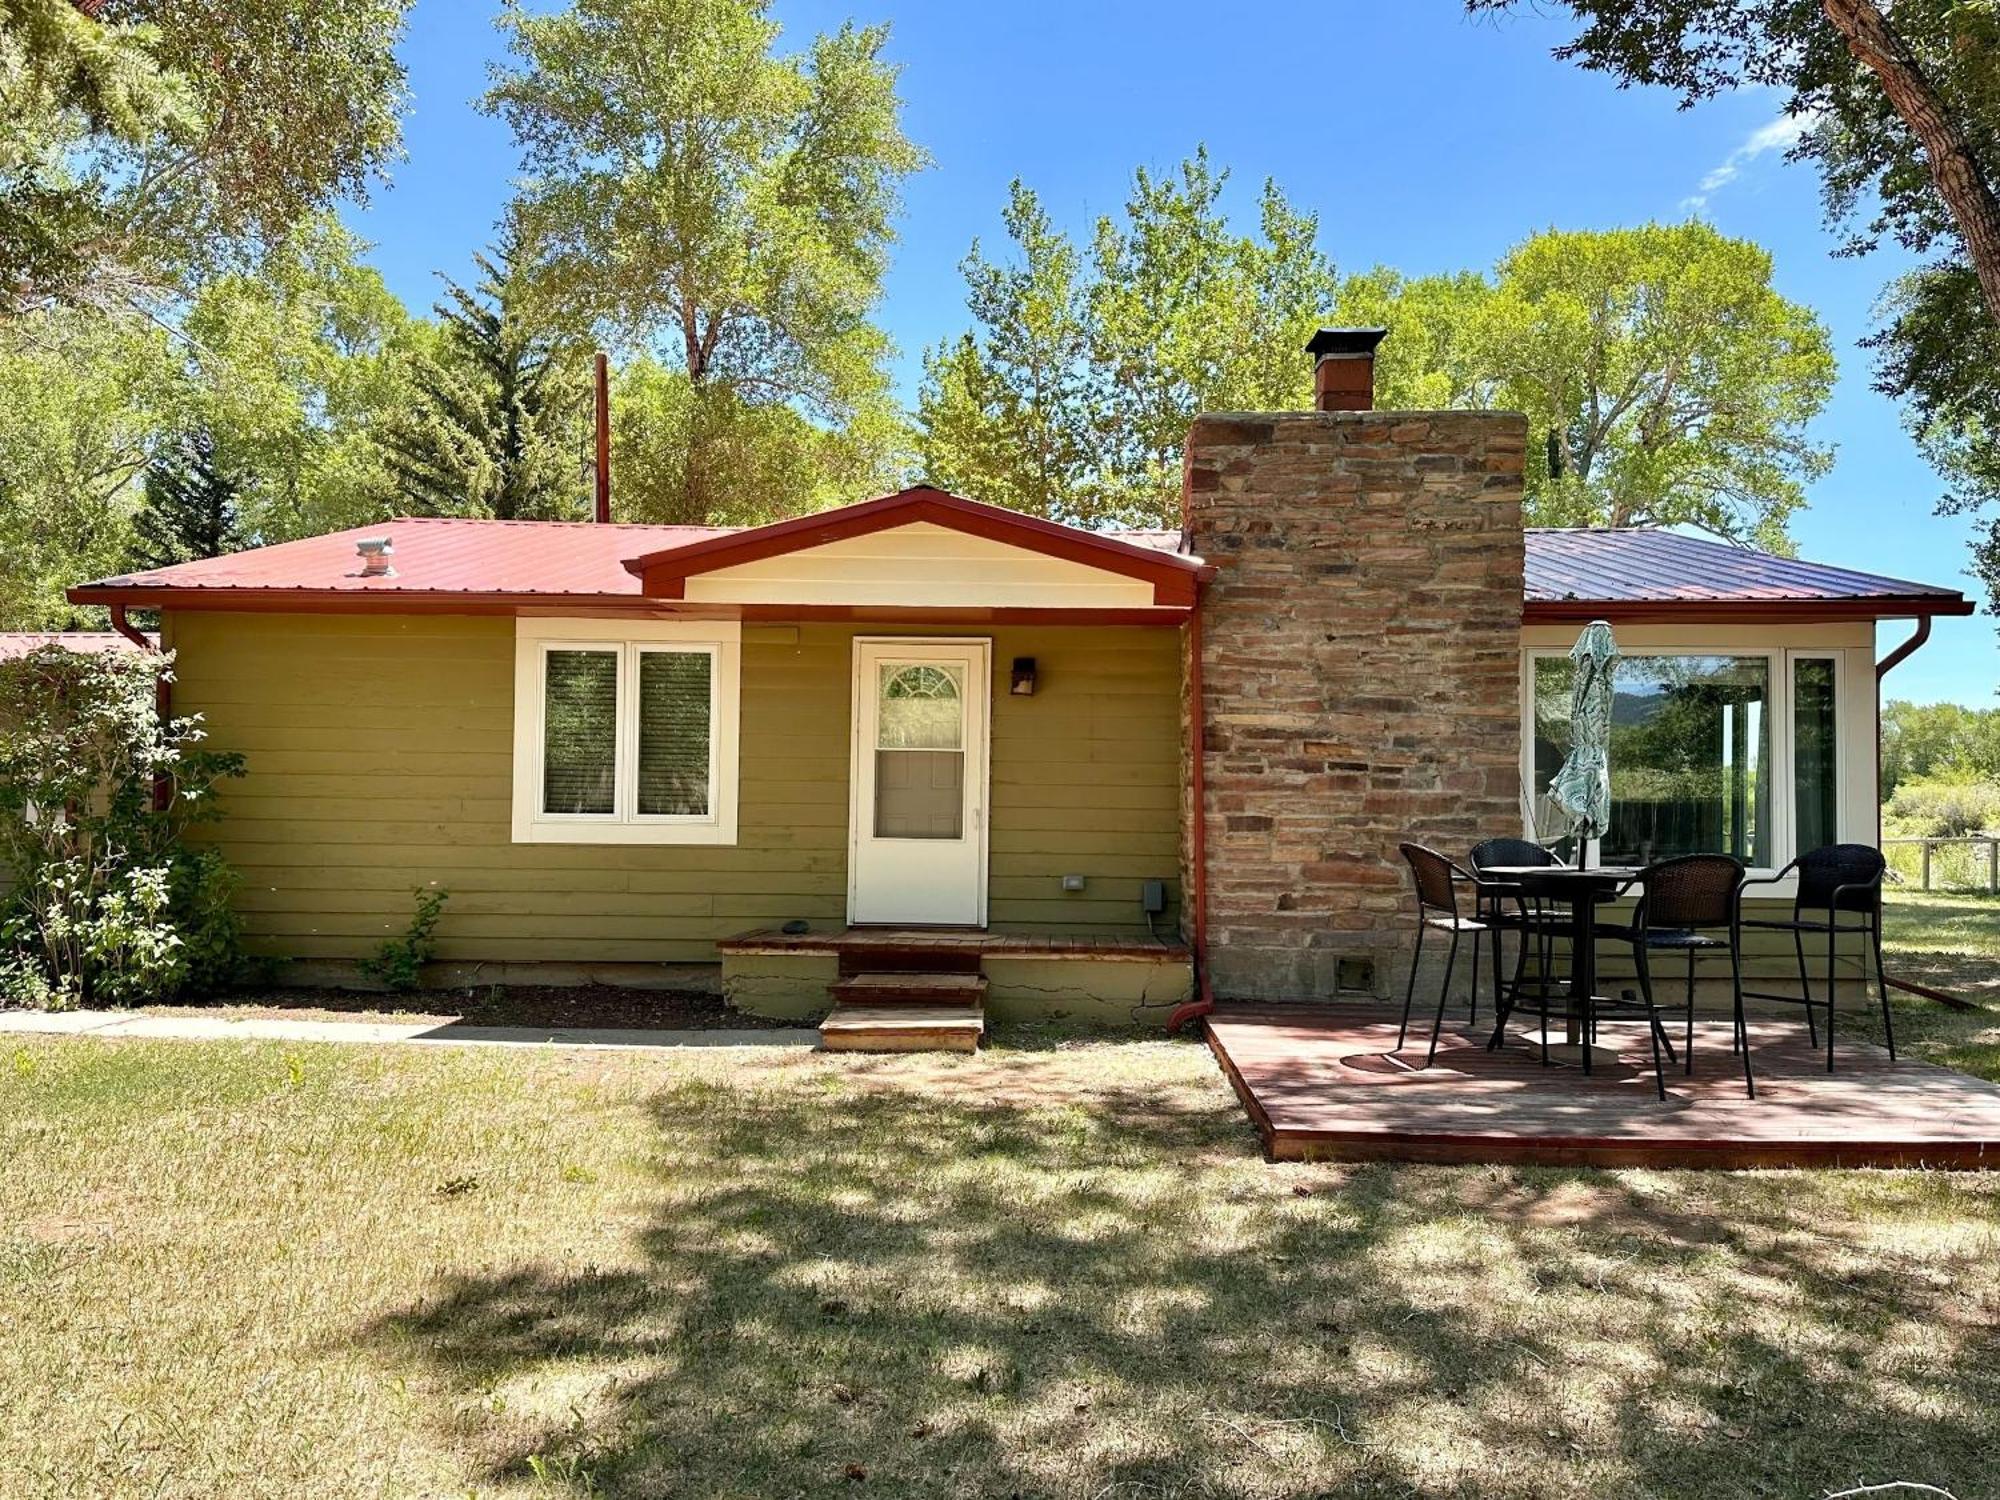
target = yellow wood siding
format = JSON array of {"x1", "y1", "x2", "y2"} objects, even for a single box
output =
[{"x1": 162, "y1": 613, "x2": 1183, "y2": 963}]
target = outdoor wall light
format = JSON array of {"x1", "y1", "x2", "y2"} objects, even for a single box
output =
[{"x1": 1011, "y1": 657, "x2": 1037, "y2": 695}]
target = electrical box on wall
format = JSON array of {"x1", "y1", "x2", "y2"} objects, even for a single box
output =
[{"x1": 1140, "y1": 879, "x2": 1167, "y2": 915}]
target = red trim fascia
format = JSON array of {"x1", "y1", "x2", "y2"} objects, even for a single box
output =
[
  {"x1": 1524, "y1": 597, "x2": 1974, "y2": 625},
  {"x1": 70, "y1": 587, "x2": 672, "y2": 616},
  {"x1": 622, "y1": 487, "x2": 1213, "y2": 607},
  {"x1": 69, "y1": 587, "x2": 1189, "y2": 628},
  {"x1": 1167, "y1": 581, "x2": 1215, "y2": 1035}
]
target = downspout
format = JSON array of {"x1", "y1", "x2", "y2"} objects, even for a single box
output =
[
  {"x1": 1874, "y1": 614, "x2": 1935, "y2": 844},
  {"x1": 1873, "y1": 612, "x2": 1957, "y2": 1007},
  {"x1": 1874, "y1": 614, "x2": 1933, "y2": 682},
  {"x1": 1167, "y1": 581, "x2": 1214, "y2": 1033},
  {"x1": 111, "y1": 603, "x2": 171, "y2": 811}
]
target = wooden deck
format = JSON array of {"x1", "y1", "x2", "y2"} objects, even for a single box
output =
[{"x1": 1206, "y1": 1006, "x2": 2000, "y2": 1169}]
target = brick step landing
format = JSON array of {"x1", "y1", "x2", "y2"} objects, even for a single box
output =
[{"x1": 829, "y1": 972, "x2": 988, "y2": 1008}]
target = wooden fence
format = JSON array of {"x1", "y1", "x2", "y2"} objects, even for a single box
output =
[{"x1": 1883, "y1": 835, "x2": 2000, "y2": 892}]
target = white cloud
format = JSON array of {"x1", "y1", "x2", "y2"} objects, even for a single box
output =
[{"x1": 1682, "y1": 112, "x2": 1817, "y2": 212}]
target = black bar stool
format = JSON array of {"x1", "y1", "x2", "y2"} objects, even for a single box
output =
[{"x1": 1738, "y1": 843, "x2": 1893, "y2": 1071}]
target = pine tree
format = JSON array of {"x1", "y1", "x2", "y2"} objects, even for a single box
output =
[
  {"x1": 130, "y1": 427, "x2": 245, "y2": 568},
  {"x1": 375, "y1": 226, "x2": 588, "y2": 520}
]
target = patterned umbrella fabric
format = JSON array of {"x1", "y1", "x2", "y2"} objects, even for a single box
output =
[{"x1": 1548, "y1": 621, "x2": 1618, "y2": 864}]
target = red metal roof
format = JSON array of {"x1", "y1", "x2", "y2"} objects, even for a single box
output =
[
  {"x1": 1524, "y1": 528, "x2": 1973, "y2": 621},
  {"x1": 68, "y1": 502, "x2": 1190, "y2": 609},
  {"x1": 0, "y1": 631, "x2": 151, "y2": 661},
  {"x1": 67, "y1": 509, "x2": 1971, "y2": 623},
  {"x1": 72, "y1": 517, "x2": 731, "y2": 604}
]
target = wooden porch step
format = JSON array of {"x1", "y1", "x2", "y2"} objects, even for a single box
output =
[
  {"x1": 819, "y1": 1003, "x2": 985, "y2": 1054},
  {"x1": 835, "y1": 941, "x2": 984, "y2": 978},
  {"x1": 829, "y1": 972, "x2": 988, "y2": 1008}
]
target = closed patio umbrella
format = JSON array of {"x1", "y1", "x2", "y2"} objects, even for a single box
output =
[{"x1": 1549, "y1": 620, "x2": 1618, "y2": 866}]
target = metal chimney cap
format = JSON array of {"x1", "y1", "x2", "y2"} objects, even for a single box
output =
[
  {"x1": 1304, "y1": 327, "x2": 1388, "y2": 360},
  {"x1": 354, "y1": 536, "x2": 395, "y2": 578}
]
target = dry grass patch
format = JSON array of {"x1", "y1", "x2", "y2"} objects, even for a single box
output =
[{"x1": 3, "y1": 1027, "x2": 1999, "y2": 1499}]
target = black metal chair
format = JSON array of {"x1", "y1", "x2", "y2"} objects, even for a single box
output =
[
  {"x1": 1468, "y1": 837, "x2": 1567, "y2": 1065},
  {"x1": 1738, "y1": 843, "x2": 1893, "y2": 1072},
  {"x1": 1396, "y1": 842, "x2": 1520, "y2": 1067},
  {"x1": 1595, "y1": 854, "x2": 1754, "y2": 1100}
]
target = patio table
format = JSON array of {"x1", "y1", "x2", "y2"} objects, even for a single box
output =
[{"x1": 1478, "y1": 864, "x2": 1641, "y2": 1069}]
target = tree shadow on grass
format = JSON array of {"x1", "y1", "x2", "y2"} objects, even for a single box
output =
[{"x1": 371, "y1": 1061, "x2": 2000, "y2": 1498}]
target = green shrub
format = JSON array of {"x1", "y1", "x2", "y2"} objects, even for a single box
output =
[
  {"x1": 1884, "y1": 778, "x2": 2000, "y2": 840},
  {"x1": 169, "y1": 846, "x2": 255, "y2": 994},
  {"x1": 0, "y1": 644, "x2": 247, "y2": 1008},
  {"x1": 359, "y1": 884, "x2": 448, "y2": 992}
]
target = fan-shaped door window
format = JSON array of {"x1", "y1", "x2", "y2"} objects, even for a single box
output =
[{"x1": 874, "y1": 662, "x2": 965, "y2": 838}]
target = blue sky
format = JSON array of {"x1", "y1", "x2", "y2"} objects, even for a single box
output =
[{"x1": 344, "y1": 0, "x2": 1996, "y2": 707}]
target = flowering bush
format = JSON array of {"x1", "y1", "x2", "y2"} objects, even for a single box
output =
[{"x1": 0, "y1": 643, "x2": 246, "y2": 1009}]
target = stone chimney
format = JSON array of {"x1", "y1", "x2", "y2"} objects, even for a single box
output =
[
  {"x1": 1183, "y1": 334, "x2": 1526, "y2": 1002},
  {"x1": 1307, "y1": 326, "x2": 1386, "y2": 412}
]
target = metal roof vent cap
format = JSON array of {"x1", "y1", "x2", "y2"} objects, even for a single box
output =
[{"x1": 354, "y1": 537, "x2": 395, "y2": 578}]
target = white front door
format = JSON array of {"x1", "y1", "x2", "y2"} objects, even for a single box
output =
[{"x1": 848, "y1": 638, "x2": 991, "y2": 926}]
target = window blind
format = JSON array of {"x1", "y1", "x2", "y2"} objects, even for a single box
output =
[
  {"x1": 542, "y1": 649, "x2": 619, "y2": 814},
  {"x1": 637, "y1": 649, "x2": 712, "y2": 817}
]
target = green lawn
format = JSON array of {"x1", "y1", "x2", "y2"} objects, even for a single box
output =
[
  {"x1": 1870, "y1": 889, "x2": 2000, "y2": 1081},
  {"x1": 5, "y1": 1022, "x2": 2000, "y2": 1499}
]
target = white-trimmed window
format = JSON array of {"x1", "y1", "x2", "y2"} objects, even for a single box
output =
[
  {"x1": 1522, "y1": 645, "x2": 1850, "y2": 875},
  {"x1": 513, "y1": 619, "x2": 740, "y2": 845}
]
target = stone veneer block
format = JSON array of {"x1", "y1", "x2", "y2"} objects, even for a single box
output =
[{"x1": 1184, "y1": 409, "x2": 1527, "y2": 1001}]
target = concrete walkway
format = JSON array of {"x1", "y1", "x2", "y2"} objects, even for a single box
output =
[{"x1": 0, "y1": 1008, "x2": 819, "y2": 1051}]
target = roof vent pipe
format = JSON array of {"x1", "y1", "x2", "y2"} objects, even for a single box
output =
[
  {"x1": 1305, "y1": 327, "x2": 1387, "y2": 412},
  {"x1": 593, "y1": 350, "x2": 611, "y2": 524},
  {"x1": 354, "y1": 537, "x2": 395, "y2": 578}
]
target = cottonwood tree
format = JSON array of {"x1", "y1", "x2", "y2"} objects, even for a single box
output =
[
  {"x1": 1470, "y1": 0, "x2": 2000, "y2": 599},
  {"x1": 0, "y1": 308, "x2": 183, "y2": 627},
  {"x1": 918, "y1": 151, "x2": 1339, "y2": 527},
  {"x1": 180, "y1": 218, "x2": 419, "y2": 543},
  {"x1": 0, "y1": 218, "x2": 418, "y2": 626},
  {"x1": 374, "y1": 228, "x2": 590, "y2": 522},
  {"x1": 1343, "y1": 225, "x2": 1835, "y2": 547},
  {"x1": 0, "y1": 0, "x2": 412, "y2": 315},
  {"x1": 1478, "y1": 223, "x2": 1834, "y2": 546},
  {"x1": 918, "y1": 183, "x2": 1102, "y2": 522},
  {"x1": 485, "y1": 0, "x2": 922, "y2": 523}
]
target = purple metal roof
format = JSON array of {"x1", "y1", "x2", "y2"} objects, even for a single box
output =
[{"x1": 1524, "y1": 528, "x2": 1973, "y2": 619}]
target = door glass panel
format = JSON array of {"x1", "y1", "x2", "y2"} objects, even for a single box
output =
[
  {"x1": 542, "y1": 649, "x2": 618, "y2": 815},
  {"x1": 877, "y1": 663, "x2": 964, "y2": 749},
  {"x1": 1794, "y1": 658, "x2": 1838, "y2": 855},
  {"x1": 874, "y1": 662, "x2": 965, "y2": 839}
]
